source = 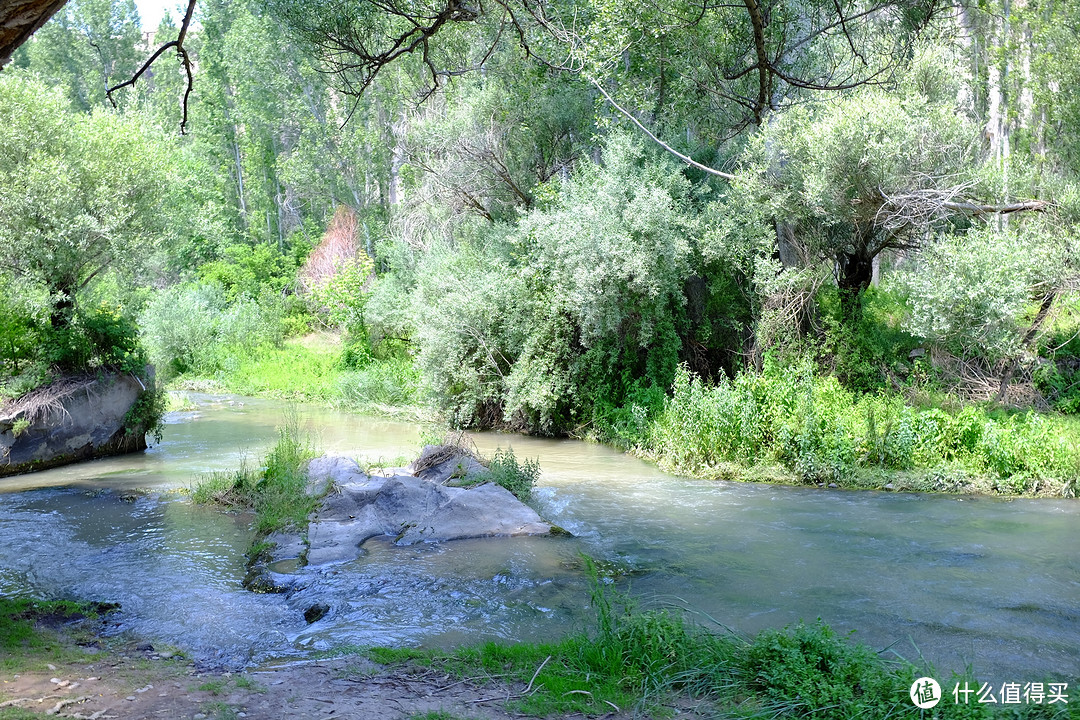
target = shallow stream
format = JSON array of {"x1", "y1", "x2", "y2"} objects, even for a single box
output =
[{"x1": 1, "y1": 394, "x2": 1076, "y2": 682}]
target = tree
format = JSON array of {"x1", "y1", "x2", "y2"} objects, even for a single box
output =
[
  {"x1": 0, "y1": 75, "x2": 168, "y2": 334},
  {"x1": 14, "y1": 0, "x2": 142, "y2": 112},
  {"x1": 744, "y1": 79, "x2": 982, "y2": 321}
]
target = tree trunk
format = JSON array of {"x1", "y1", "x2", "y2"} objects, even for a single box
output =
[
  {"x1": 837, "y1": 251, "x2": 874, "y2": 324},
  {"x1": 0, "y1": 0, "x2": 69, "y2": 67},
  {"x1": 996, "y1": 289, "x2": 1057, "y2": 402}
]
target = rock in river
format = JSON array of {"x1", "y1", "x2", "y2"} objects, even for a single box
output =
[{"x1": 245, "y1": 449, "x2": 556, "y2": 592}]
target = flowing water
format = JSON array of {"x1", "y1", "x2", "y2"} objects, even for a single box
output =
[{"x1": 1, "y1": 394, "x2": 1077, "y2": 683}]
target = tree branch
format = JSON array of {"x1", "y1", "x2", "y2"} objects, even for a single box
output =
[
  {"x1": 590, "y1": 78, "x2": 736, "y2": 181},
  {"x1": 941, "y1": 199, "x2": 1050, "y2": 215},
  {"x1": 106, "y1": 0, "x2": 197, "y2": 133}
]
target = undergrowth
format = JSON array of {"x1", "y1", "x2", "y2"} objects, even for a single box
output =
[
  {"x1": 189, "y1": 409, "x2": 319, "y2": 534},
  {"x1": 356, "y1": 567, "x2": 1071, "y2": 719},
  {"x1": 637, "y1": 360, "x2": 1080, "y2": 496}
]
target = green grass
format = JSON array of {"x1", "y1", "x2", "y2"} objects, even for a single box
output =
[
  {"x1": 0, "y1": 598, "x2": 111, "y2": 672},
  {"x1": 173, "y1": 334, "x2": 422, "y2": 414},
  {"x1": 0, "y1": 708, "x2": 46, "y2": 720},
  {"x1": 197, "y1": 679, "x2": 228, "y2": 695},
  {"x1": 358, "y1": 579, "x2": 1077, "y2": 719},
  {"x1": 190, "y1": 409, "x2": 320, "y2": 535},
  {"x1": 637, "y1": 361, "x2": 1080, "y2": 497},
  {"x1": 216, "y1": 342, "x2": 340, "y2": 401}
]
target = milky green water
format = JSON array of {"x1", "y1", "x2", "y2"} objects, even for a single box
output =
[{"x1": 1, "y1": 393, "x2": 1077, "y2": 684}]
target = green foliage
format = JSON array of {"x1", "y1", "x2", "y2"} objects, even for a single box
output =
[
  {"x1": 123, "y1": 387, "x2": 167, "y2": 444},
  {"x1": 485, "y1": 447, "x2": 540, "y2": 501},
  {"x1": 744, "y1": 620, "x2": 911, "y2": 718},
  {"x1": 139, "y1": 283, "x2": 287, "y2": 380},
  {"x1": 411, "y1": 134, "x2": 716, "y2": 434},
  {"x1": 0, "y1": 74, "x2": 169, "y2": 316},
  {"x1": 200, "y1": 243, "x2": 309, "y2": 302},
  {"x1": 819, "y1": 285, "x2": 920, "y2": 393},
  {"x1": 647, "y1": 362, "x2": 1080, "y2": 493},
  {"x1": 190, "y1": 411, "x2": 319, "y2": 534},
  {"x1": 413, "y1": 223, "x2": 531, "y2": 428},
  {"x1": 896, "y1": 222, "x2": 1074, "y2": 363},
  {"x1": 43, "y1": 303, "x2": 148, "y2": 374}
]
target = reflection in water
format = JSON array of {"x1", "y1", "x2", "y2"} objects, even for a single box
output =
[{"x1": 0, "y1": 394, "x2": 1077, "y2": 680}]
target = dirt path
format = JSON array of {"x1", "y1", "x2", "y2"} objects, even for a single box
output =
[{"x1": 1, "y1": 646, "x2": 688, "y2": 720}]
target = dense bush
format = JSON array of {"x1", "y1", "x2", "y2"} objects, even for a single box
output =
[
  {"x1": 647, "y1": 361, "x2": 1080, "y2": 491},
  {"x1": 896, "y1": 222, "x2": 1072, "y2": 363},
  {"x1": 409, "y1": 135, "x2": 733, "y2": 434},
  {"x1": 139, "y1": 283, "x2": 287, "y2": 379}
]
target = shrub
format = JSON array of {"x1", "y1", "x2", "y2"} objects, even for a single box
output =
[
  {"x1": 486, "y1": 446, "x2": 539, "y2": 500},
  {"x1": 42, "y1": 303, "x2": 148, "y2": 375},
  {"x1": 140, "y1": 283, "x2": 287, "y2": 380}
]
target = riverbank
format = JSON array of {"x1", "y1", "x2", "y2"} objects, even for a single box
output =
[
  {"x1": 10, "y1": 596, "x2": 1068, "y2": 720},
  {"x1": 167, "y1": 340, "x2": 1080, "y2": 498}
]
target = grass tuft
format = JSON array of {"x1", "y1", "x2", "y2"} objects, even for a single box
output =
[{"x1": 190, "y1": 408, "x2": 319, "y2": 535}]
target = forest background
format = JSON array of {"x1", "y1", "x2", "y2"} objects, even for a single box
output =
[{"x1": 3, "y1": 0, "x2": 1080, "y2": 495}]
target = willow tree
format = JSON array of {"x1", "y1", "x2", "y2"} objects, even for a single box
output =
[{"x1": 0, "y1": 75, "x2": 168, "y2": 335}]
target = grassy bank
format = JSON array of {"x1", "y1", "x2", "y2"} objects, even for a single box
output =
[
  {"x1": 333, "y1": 579, "x2": 1076, "y2": 720},
  {"x1": 168, "y1": 333, "x2": 423, "y2": 415},
  {"x1": 0, "y1": 598, "x2": 115, "y2": 675},
  {"x1": 596, "y1": 361, "x2": 1080, "y2": 498}
]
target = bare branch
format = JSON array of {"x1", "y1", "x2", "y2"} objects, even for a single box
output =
[
  {"x1": 590, "y1": 78, "x2": 736, "y2": 181},
  {"x1": 106, "y1": 0, "x2": 197, "y2": 133}
]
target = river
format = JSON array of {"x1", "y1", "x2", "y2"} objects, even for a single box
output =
[{"x1": 1, "y1": 394, "x2": 1077, "y2": 684}]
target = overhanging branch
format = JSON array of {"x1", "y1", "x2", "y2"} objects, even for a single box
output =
[
  {"x1": 590, "y1": 78, "x2": 736, "y2": 181},
  {"x1": 106, "y1": 0, "x2": 197, "y2": 133}
]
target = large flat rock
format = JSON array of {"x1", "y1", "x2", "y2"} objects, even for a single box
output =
[
  {"x1": 0, "y1": 373, "x2": 153, "y2": 477},
  {"x1": 287, "y1": 454, "x2": 554, "y2": 568}
]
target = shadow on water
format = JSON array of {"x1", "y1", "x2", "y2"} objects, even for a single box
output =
[{"x1": 1, "y1": 394, "x2": 1077, "y2": 681}]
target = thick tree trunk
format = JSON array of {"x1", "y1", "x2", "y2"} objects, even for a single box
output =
[
  {"x1": 837, "y1": 251, "x2": 874, "y2": 324},
  {"x1": 0, "y1": 0, "x2": 69, "y2": 67}
]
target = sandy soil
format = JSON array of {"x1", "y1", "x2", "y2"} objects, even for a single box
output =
[{"x1": 1, "y1": 643, "x2": 697, "y2": 720}]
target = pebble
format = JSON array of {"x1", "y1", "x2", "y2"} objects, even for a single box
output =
[
  {"x1": 884, "y1": 483, "x2": 895, "y2": 490},
  {"x1": 47, "y1": 664, "x2": 57, "y2": 671},
  {"x1": 194, "y1": 714, "x2": 207, "y2": 719},
  {"x1": 135, "y1": 684, "x2": 153, "y2": 693},
  {"x1": 125, "y1": 695, "x2": 136, "y2": 701},
  {"x1": 828, "y1": 483, "x2": 838, "y2": 488},
  {"x1": 50, "y1": 678, "x2": 62, "y2": 684}
]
